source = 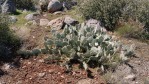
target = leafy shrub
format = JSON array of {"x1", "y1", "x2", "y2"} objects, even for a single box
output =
[
  {"x1": 116, "y1": 20, "x2": 149, "y2": 41},
  {"x1": 18, "y1": 24, "x2": 135, "y2": 71},
  {"x1": 0, "y1": 14, "x2": 20, "y2": 61},
  {"x1": 79, "y1": 0, "x2": 149, "y2": 31},
  {"x1": 14, "y1": 0, "x2": 38, "y2": 10}
]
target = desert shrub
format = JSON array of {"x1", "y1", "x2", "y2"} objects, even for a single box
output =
[
  {"x1": 116, "y1": 19, "x2": 149, "y2": 41},
  {"x1": 18, "y1": 24, "x2": 135, "y2": 71},
  {"x1": 14, "y1": 0, "x2": 38, "y2": 10},
  {"x1": 0, "y1": 14, "x2": 20, "y2": 61},
  {"x1": 79, "y1": 0, "x2": 149, "y2": 31}
]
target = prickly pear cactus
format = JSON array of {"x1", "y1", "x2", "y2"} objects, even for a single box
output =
[
  {"x1": 44, "y1": 24, "x2": 135, "y2": 70},
  {"x1": 18, "y1": 23, "x2": 135, "y2": 71}
]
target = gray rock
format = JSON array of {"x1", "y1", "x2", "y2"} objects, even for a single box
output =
[
  {"x1": 47, "y1": 0, "x2": 63, "y2": 13},
  {"x1": 25, "y1": 13, "x2": 40, "y2": 21},
  {"x1": 64, "y1": 16, "x2": 78, "y2": 26},
  {"x1": 9, "y1": 16, "x2": 17, "y2": 23},
  {"x1": 62, "y1": 0, "x2": 77, "y2": 10},
  {"x1": 39, "y1": 19, "x2": 49, "y2": 26},
  {"x1": 53, "y1": 11, "x2": 64, "y2": 15},
  {"x1": 85, "y1": 19, "x2": 107, "y2": 32},
  {"x1": 86, "y1": 19, "x2": 101, "y2": 28},
  {"x1": 1, "y1": 0, "x2": 16, "y2": 14}
]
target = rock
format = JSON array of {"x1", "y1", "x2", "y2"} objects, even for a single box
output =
[
  {"x1": 47, "y1": 17, "x2": 65, "y2": 30},
  {"x1": 53, "y1": 11, "x2": 64, "y2": 15},
  {"x1": 64, "y1": 16, "x2": 78, "y2": 26},
  {"x1": 62, "y1": 2, "x2": 71, "y2": 10},
  {"x1": 2, "y1": 63, "x2": 11, "y2": 70},
  {"x1": 39, "y1": 19, "x2": 49, "y2": 26},
  {"x1": 1, "y1": 0, "x2": 16, "y2": 14},
  {"x1": 39, "y1": 59, "x2": 44, "y2": 63},
  {"x1": 9, "y1": 16, "x2": 17, "y2": 23},
  {"x1": 47, "y1": 0, "x2": 63, "y2": 13},
  {"x1": 62, "y1": 0, "x2": 77, "y2": 10},
  {"x1": 85, "y1": 19, "x2": 101, "y2": 28},
  {"x1": 124, "y1": 74, "x2": 136, "y2": 80},
  {"x1": 85, "y1": 19, "x2": 107, "y2": 32},
  {"x1": 38, "y1": 72, "x2": 46, "y2": 77},
  {"x1": 25, "y1": 13, "x2": 40, "y2": 21},
  {"x1": 25, "y1": 20, "x2": 37, "y2": 26}
]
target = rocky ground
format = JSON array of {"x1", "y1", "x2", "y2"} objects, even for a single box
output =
[
  {"x1": 0, "y1": 0, "x2": 149, "y2": 83},
  {"x1": 0, "y1": 21, "x2": 106, "y2": 84},
  {"x1": 0, "y1": 56, "x2": 105, "y2": 84},
  {"x1": 104, "y1": 38, "x2": 149, "y2": 84},
  {"x1": 0, "y1": 24, "x2": 149, "y2": 84}
]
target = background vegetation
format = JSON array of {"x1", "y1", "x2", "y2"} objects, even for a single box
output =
[
  {"x1": 0, "y1": 14, "x2": 20, "y2": 61},
  {"x1": 14, "y1": 0, "x2": 38, "y2": 10},
  {"x1": 79, "y1": 0, "x2": 149, "y2": 31}
]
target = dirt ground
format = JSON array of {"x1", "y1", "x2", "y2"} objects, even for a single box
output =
[
  {"x1": 104, "y1": 37, "x2": 149, "y2": 84},
  {"x1": 0, "y1": 25, "x2": 105, "y2": 84},
  {"x1": 0, "y1": 55, "x2": 105, "y2": 84}
]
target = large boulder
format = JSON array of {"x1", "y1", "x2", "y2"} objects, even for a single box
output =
[
  {"x1": 47, "y1": 0, "x2": 63, "y2": 13},
  {"x1": 25, "y1": 13, "x2": 40, "y2": 21},
  {"x1": 1, "y1": 0, "x2": 16, "y2": 14},
  {"x1": 47, "y1": 17, "x2": 65, "y2": 30}
]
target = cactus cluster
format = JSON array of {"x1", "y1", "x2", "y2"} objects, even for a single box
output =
[
  {"x1": 44, "y1": 23, "x2": 135, "y2": 70},
  {"x1": 18, "y1": 23, "x2": 135, "y2": 70}
]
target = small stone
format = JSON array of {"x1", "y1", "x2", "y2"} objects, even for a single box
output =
[
  {"x1": 49, "y1": 69, "x2": 54, "y2": 74},
  {"x1": 39, "y1": 59, "x2": 44, "y2": 63},
  {"x1": 60, "y1": 75, "x2": 65, "y2": 78},
  {"x1": 2, "y1": 63, "x2": 11, "y2": 70},
  {"x1": 33, "y1": 36, "x2": 35, "y2": 38},
  {"x1": 124, "y1": 74, "x2": 136, "y2": 80},
  {"x1": 27, "y1": 62, "x2": 31, "y2": 65},
  {"x1": 58, "y1": 72, "x2": 61, "y2": 74},
  {"x1": 38, "y1": 72, "x2": 46, "y2": 77}
]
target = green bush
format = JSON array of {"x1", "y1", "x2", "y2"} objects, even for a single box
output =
[
  {"x1": 79, "y1": 0, "x2": 149, "y2": 31},
  {"x1": 14, "y1": 0, "x2": 38, "y2": 10},
  {"x1": 0, "y1": 14, "x2": 20, "y2": 61},
  {"x1": 116, "y1": 21, "x2": 149, "y2": 41}
]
